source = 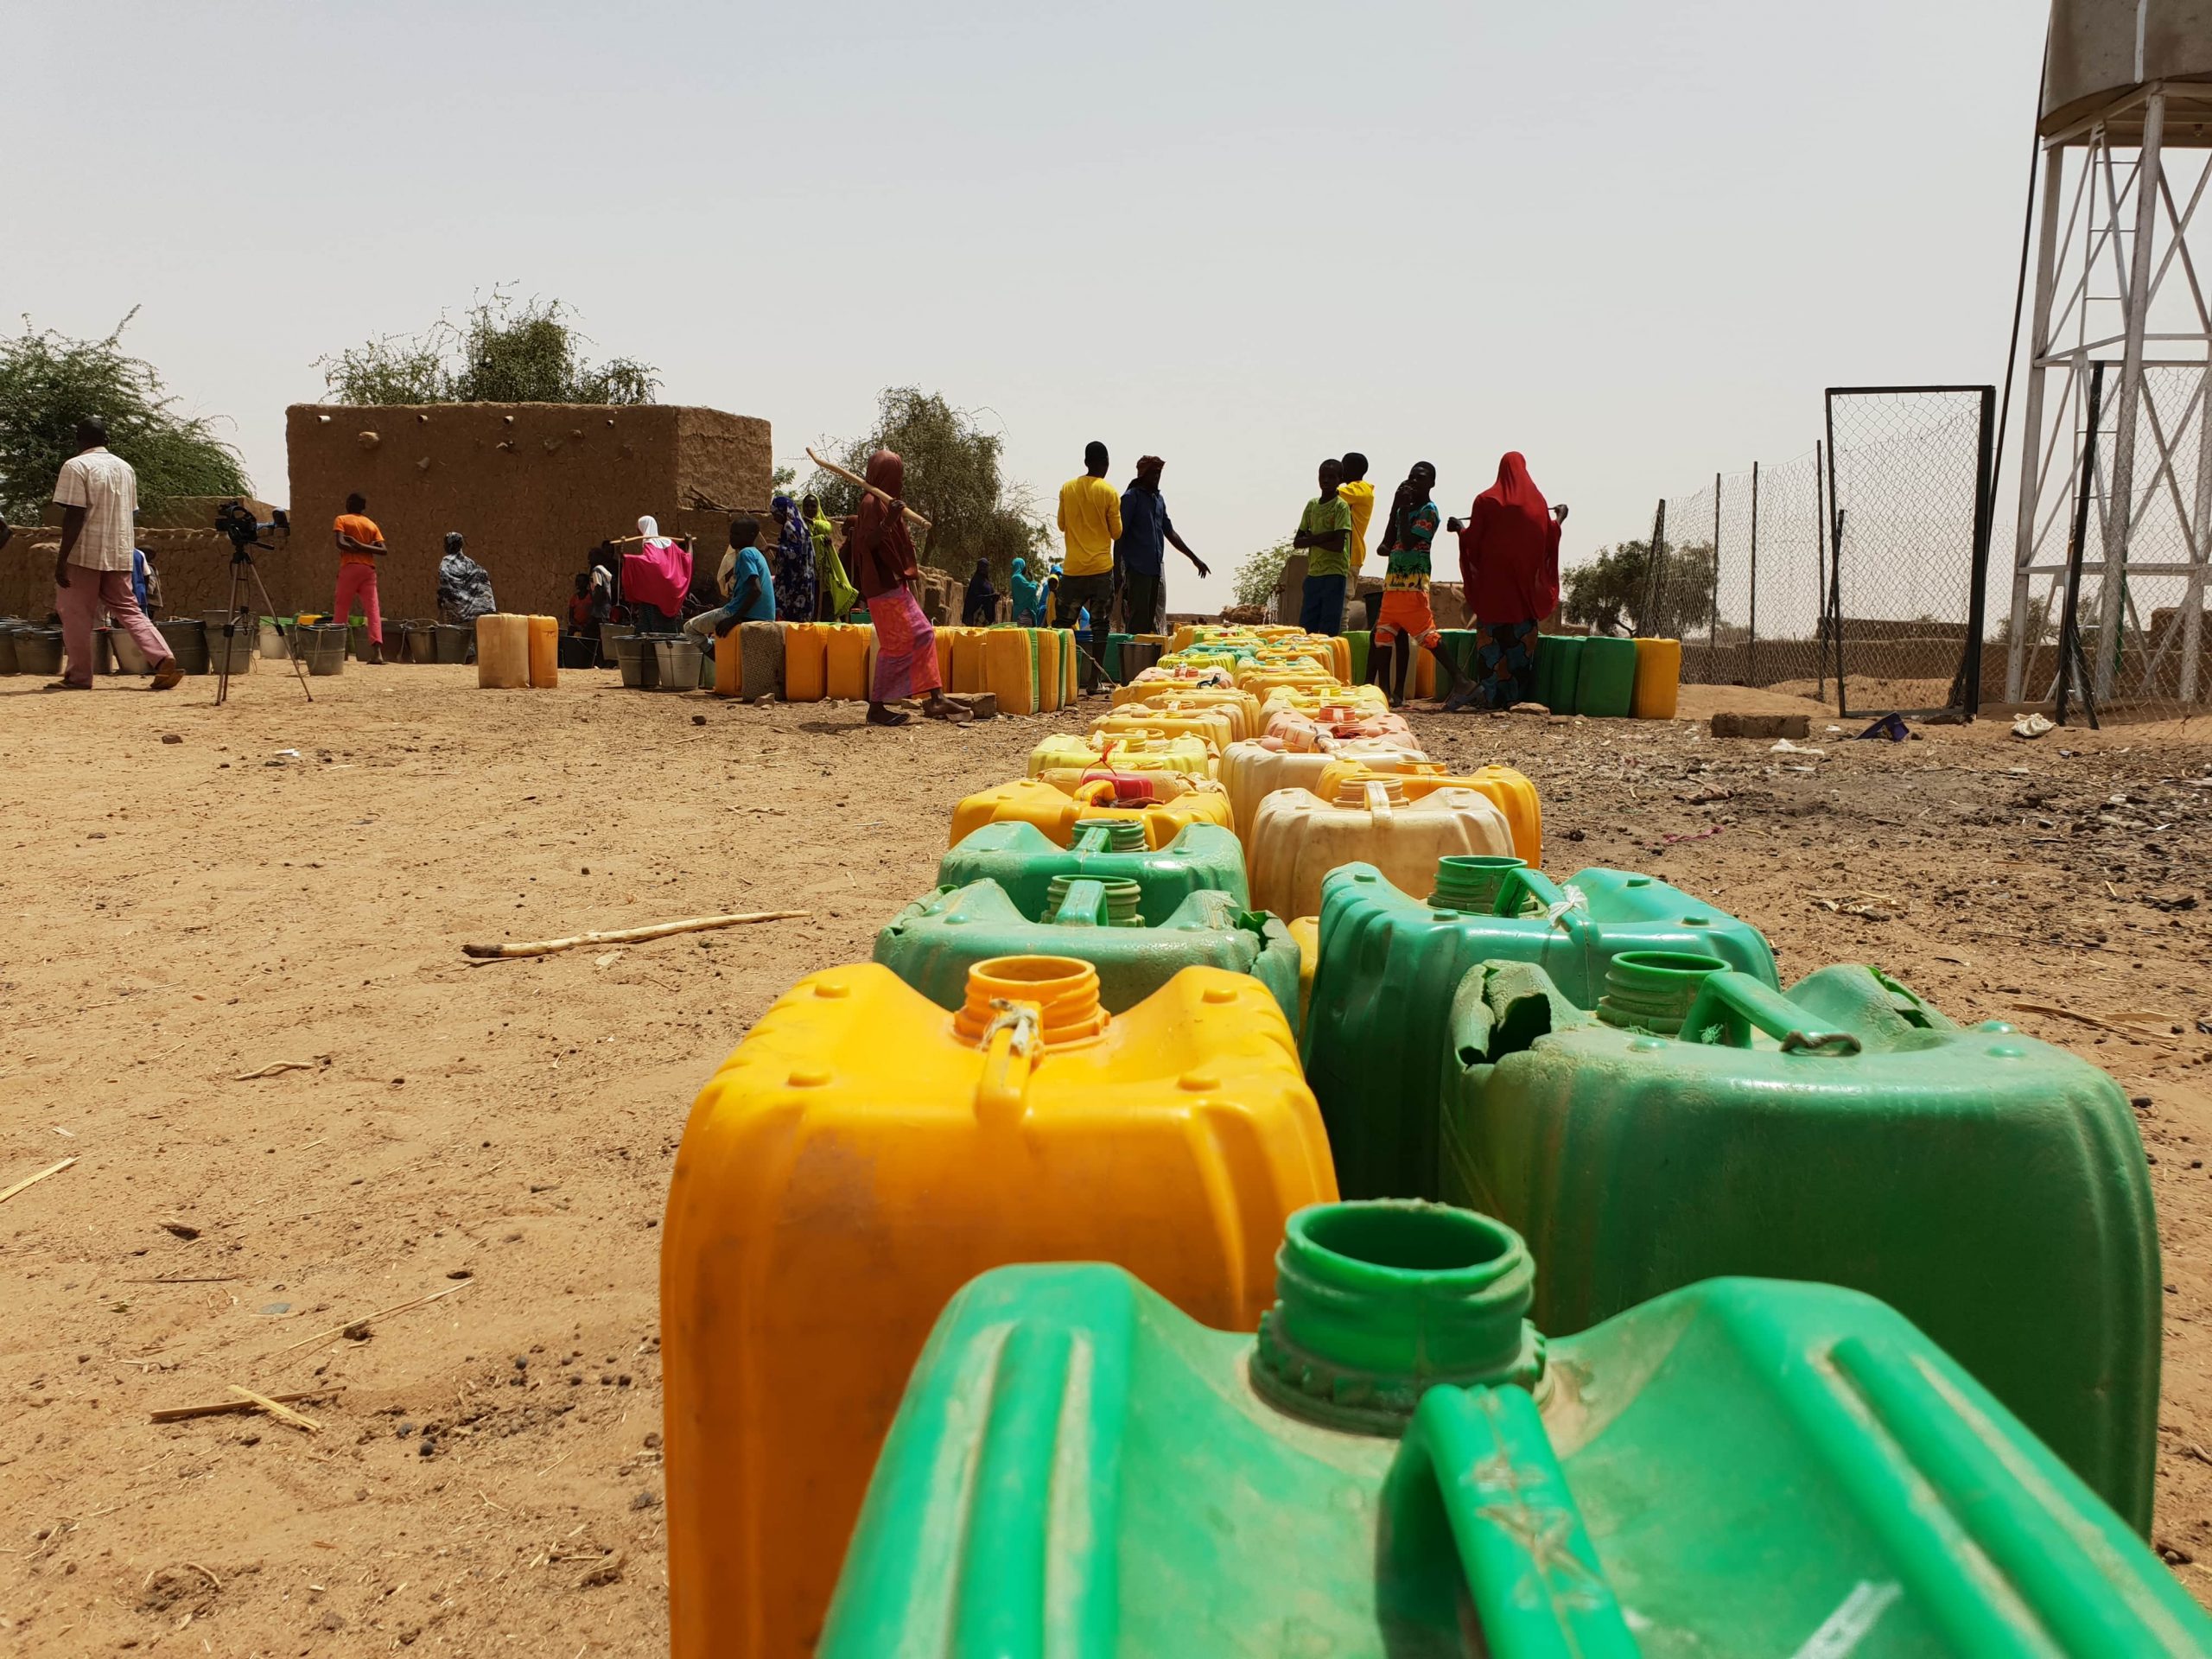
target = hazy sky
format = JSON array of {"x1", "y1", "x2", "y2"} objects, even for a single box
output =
[{"x1": 12, "y1": 0, "x2": 2044, "y2": 611}]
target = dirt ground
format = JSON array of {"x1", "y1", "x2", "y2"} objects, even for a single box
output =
[{"x1": 4, "y1": 663, "x2": 2212, "y2": 1655}]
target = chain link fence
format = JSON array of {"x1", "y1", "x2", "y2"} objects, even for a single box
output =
[
  {"x1": 1603, "y1": 389, "x2": 1997, "y2": 716},
  {"x1": 2011, "y1": 363, "x2": 2212, "y2": 721}
]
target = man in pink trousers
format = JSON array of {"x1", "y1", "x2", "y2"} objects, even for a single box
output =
[{"x1": 48, "y1": 416, "x2": 181, "y2": 691}]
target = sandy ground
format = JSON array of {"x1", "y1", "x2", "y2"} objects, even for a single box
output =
[{"x1": 3, "y1": 662, "x2": 2212, "y2": 1654}]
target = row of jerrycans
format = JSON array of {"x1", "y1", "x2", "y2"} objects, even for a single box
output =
[{"x1": 663, "y1": 824, "x2": 2182, "y2": 1656}]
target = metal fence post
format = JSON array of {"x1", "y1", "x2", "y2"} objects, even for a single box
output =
[
  {"x1": 1747, "y1": 460, "x2": 1761, "y2": 687},
  {"x1": 1643, "y1": 499, "x2": 1668, "y2": 636},
  {"x1": 1814, "y1": 439, "x2": 1827, "y2": 701},
  {"x1": 1708, "y1": 471, "x2": 1723, "y2": 658},
  {"x1": 1961, "y1": 386, "x2": 1998, "y2": 716},
  {"x1": 2056, "y1": 361, "x2": 2107, "y2": 726}
]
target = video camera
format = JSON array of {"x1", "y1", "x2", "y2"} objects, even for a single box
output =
[{"x1": 213, "y1": 499, "x2": 288, "y2": 553}]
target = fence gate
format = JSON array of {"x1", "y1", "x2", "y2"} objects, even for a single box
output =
[{"x1": 1821, "y1": 386, "x2": 1997, "y2": 718}]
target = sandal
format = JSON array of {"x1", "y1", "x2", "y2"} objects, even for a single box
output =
[{"x1": 866, "y1": 704, "x2": 912, "y2": 728}]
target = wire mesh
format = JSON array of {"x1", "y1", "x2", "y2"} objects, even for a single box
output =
[
  {"x1": 1823, "y1": 388, "x2": 1994, "y2": 716},
  {"x1": 2033, "y1": 365, "x2": 2212, "y2": 718},
  {"x1": 1648, "y1": 481, "x2": 1714, "y2": 645}
]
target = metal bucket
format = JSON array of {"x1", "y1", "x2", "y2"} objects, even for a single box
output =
[
  {"x1": 616, "y1": 632, "x2": 666, "y2": 690},
  {"x1": 405, "y1": 622, "x2": 438, "y2": 663},
  {"x1": 653, "y1": 637, "x2": 705, "y2": 691},
  {"x1": 156, "y1": 619, "x2": 208, "y2": 674},
  {"x1": 294, "y1": 624, "x2": 347, "y2": 676},
  {"x1": 347, "y1": 620, "x2": 372, "y2": 660},
  {"x1": 599, "y1": 621, "x2": 632, "y2": 667},
  {"x1": 206, "y1": 620, "x2": 255, "y2": 676},
  {"x1": 433, "y1": 623, "x2": 471, "y2": 664},
  {"x1": 0, "y1": 626, "x2": 19, "y2": 676},
  {"x1": 111, "y1": 627, "x2": 152, "y2": 674},
  {"x1": 16, "y1": 627, "x2": 65, "y2": 677},
  {"x1": 259, "y1": 620, "x2": 290, "y2": 658}
]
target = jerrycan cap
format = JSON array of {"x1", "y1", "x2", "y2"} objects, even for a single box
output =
[
  {"x1": 1597, "y1": 949, "x2": 1728, "y2": 1037},
  {"x1": 1250, "y1": 1201, "x2": 1544, "y2": 1436},
  {"x1": 954, "y1": 955, "x2": 1110, "y2": 1049},
  {"x1": 1333, "y1": 774, "x2": 1408, "y2": 810},
  {"x1": 1427, "y1": 855, "x2": 1528, "y2": 911}
]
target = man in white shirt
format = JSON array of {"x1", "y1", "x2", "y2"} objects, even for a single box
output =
[{"x1": 50, "y1": 416, "x2": 181, "y2": 690}]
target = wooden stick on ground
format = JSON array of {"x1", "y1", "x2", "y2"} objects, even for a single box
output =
[
  {"x1": 150, "y1": 1387, "x2": 341, "y2": 1424},
  {"x1": 276, "y1": 1277, "x2": 476, "y2": 1354},
  {"x1": 226, "y1": 1384, "x2": 320, "y2": 1433},
  {"x1": 1, "y1": 1157, "x2": 77, "y2": 1205},
  {"x1": 234, "y1": 1059, "x2": 320, "y2": 1081},
  {"x1": 462, "y1": 909, "x2": 807, "y2": 961},
  {"x1": 805, "y1": 448, "x2": 934, "y2": 531}
]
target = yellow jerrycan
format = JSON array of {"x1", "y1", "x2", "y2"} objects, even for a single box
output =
[
  {"x1": 1248, "y1": 775, "x2": 1516, "y2": 918},
  {"x1": 1089, "y1": 702, "x2": 1236, "y2": 754},
  {"x1": 661, "y1": 956, "x2": 1336, "y2": 1659},
  {"x1": 949, "y1": 626, "x2": 988, "y2": 693},
  {"x1": 950, "y1": 775, "x2": 1234, "y2": 849},
  {"x1": 1311, "y1": 758, "x2": 1544, "y2": 867},
  {"x1": 474, "y1": 613, "x2": 529, "y2": 688},
  {"x1": 1028, "y1": 731, "x2": 1217, "y2": 780},
  {"x1": 1111, "y1": 684, "x2": 1262, "y2": 741},
  {"x1": 982, "y1": 627, "x2": 1040, "y2": 713},
  {"x1": 1220, "y1": 737, "x2": 1431, "y2": 839}
]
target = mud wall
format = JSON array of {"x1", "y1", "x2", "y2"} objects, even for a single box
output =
[{"x1": 285, "y1": 404, "x2": 772, "y2": 620}]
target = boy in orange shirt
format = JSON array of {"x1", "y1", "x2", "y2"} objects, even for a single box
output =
[{"x1": 332, "y1": 492, "x2": 388, "y2": 664}]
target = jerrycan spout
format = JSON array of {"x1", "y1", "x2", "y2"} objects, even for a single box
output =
[
  {"x1": 1250, "y1": 1201, "x2": 1544, "y2": 1434},
  {"x1": 955, "y1": 956, "x2": 1111, "y2": 1127},
  {"x1": 1427, "y1": 855, "x2": 1528, "y2": 912},
  {"x1": 1595, "y1": 949, "x2": 1727, "y2": 1037}
]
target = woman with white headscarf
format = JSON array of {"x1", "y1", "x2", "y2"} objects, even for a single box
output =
[{"x1": 622, "y1": 514, "x2": 693, "y2": 632}]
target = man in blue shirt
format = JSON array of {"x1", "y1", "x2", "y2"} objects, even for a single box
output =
[
  {"x1": 1113, "y1": 456, "x2": 1208, "y2": 635},
  {"x1": 684, "y1": 516, "x2": 776, "y2": 645}
]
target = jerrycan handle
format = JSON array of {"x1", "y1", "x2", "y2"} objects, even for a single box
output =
[
  {"x1": 975, "y1": 1002, "x2": 1039, "y2": 1128},
  {"x1": 1493, "y1": 866, "x2": 1596, "y2": 943},
  {"x1": 1378, "y1": 1385, "x2": 1639, "y2": 1657},
  {"x1": 1681, "y1": 971, "x2": 1863, "y2": 1057},
  {"x1": 1363, "y1": 779, "x2": 1394, "y2": 823},
  {"x1": 1050, "y1": 879, "x2": 1109, "y2": 928}
]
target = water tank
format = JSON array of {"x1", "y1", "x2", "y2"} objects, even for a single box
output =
[{"x1": 2044, "y1": 0, "x2": 2212, "y2": 142}]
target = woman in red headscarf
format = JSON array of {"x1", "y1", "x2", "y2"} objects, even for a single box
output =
[
  {"x1": 1447, "y1": 451, "x2": 1560, "y2": 711},
  {"x1": 849, "y1": 448, "x2": 964, "y2": 727}
]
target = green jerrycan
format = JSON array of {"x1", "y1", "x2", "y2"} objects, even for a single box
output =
[
  {"x1": 820, "y1": 1201, "x2": 2211, "y2": 1658},
  {"x1": 1534, "y1": 633, "x2": 1583, "y2": 713},
  {"x1": 1302, "y1": 856, "x2": 1777, "y2": 1201},
  {"x1": 1442, "y1": 956, "x2": 2162, "y2": 1530},
  {"x1": 936, "y1": 817, "x2": 1249, "y2": 925},
  {"x1": 874, "y1": 877, "x2": 1301, "y2": 1028}
]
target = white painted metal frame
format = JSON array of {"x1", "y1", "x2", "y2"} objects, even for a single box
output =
[{"x1": 2008, "y1": 82, "x2": 2212, "y2": 705}]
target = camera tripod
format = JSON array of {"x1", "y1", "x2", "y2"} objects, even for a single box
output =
[{"x1": 213, "y1": 543, "x2": 313, "y2": 707}]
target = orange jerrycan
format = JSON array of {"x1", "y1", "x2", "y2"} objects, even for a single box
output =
[
  {"x1": 661, "y1": 956, "x2": 1336, "y2": 1659},
  {"x1": 1312, "y1": 758, "x2": 1544, "y2": 867},
  {"x1": 824, "y1": 624, "x2": 869, "y2": 701},
  {"x1": 783, "y1": 622, "x2": 828, "y2": 702},
  {"x1": 947, "y1": 626, "x2": 986, "y2": 692},
  {"x1": 1248, "y1": 775, "x2": 1516, "y2": 919},
  {"x1": 525, "y1": 614, "x2": 559, "y2": 687}
]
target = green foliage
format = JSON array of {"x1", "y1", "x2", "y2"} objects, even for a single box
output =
[
  {"x1": 317, "y1": 290, "x2": 658, "y2": 407},
  {"x1": 1561, "y1": 537, "x2": 1719, "y2": 637},
  {"x1": 0, "y1": 308, "x2": 251, "y2": 522},
  {"x1": 806, "y1": 388, "x2": 1048, "y2": 583},
  {"x1": 771, "y1": 464, "x2": 797, "y2": 491},
  {"x1": 1232, "y1": 537, "x2": 1296, "y2": 610}
]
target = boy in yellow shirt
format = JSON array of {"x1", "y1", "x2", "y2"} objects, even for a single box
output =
[{"x1": 1338, "y1": 451, "x2": 1376, "y2": 630}]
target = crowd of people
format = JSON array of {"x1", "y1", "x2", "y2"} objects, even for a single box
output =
[
  {"x1": 1291, "y1": 448, "x2": 1565, "y2": 711},
  {"x1": 25, "y1": 417, "x2": 1559, "y2": 715}
]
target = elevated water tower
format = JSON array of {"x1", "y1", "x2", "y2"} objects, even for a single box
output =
[{"x1": 2008, "y1": 0, "x2": 2212, "y2": 705}]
